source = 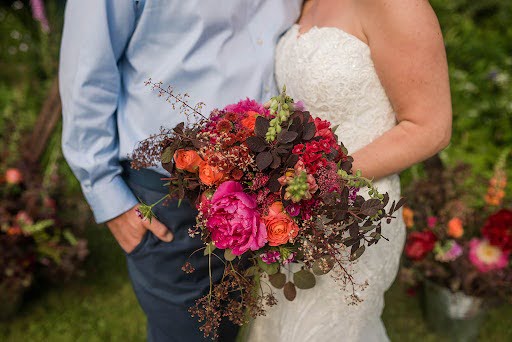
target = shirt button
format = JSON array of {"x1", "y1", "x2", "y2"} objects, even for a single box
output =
[{"x1": 256, "y1": 38, "x2": 263, "y2": 46}]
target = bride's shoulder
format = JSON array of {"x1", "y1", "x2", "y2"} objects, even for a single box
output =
[
  {"x1": 355, "y1": 0, "x2": 442, "y2": 45},
  {"x1": 356, "y1": 0, "x2": 439, "y2": 29}
]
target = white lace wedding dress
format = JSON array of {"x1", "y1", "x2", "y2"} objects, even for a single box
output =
[{"x1": 248, "y1": 25, "x2": 406, "y2": 342}]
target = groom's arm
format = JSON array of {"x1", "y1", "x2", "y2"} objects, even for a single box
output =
[{"x1": 59, "y1": 0, "x2": 139, "y2": 223}]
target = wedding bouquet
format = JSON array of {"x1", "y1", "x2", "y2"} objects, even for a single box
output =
[
  {"x1": 132, "y1": 81, "x2": 402, "y2": 337},
  {"x1": 401, "y1": 152, "x2": 512, "y2": 301}
]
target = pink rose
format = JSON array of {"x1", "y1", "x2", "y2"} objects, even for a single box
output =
[{"x1": 206, "y1": 181, "x2": 267, "y2": 255}]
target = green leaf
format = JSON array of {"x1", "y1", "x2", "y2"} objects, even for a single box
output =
[
  {"x1": 245, "y1": 266, "x2": 259, "y2": 277},
  {"x1": 63, "y1": 229, "x2": 78, "y2": 246},
  {"x1": 204, "y1": 242, "x2": 216, "y2": 256},
  {"x1": 257, "y1": 257, "x2": 279, "y2": 276},
  {"x1": 161, "y1": 147, "x2": 173, "y2": 164},
  {"x1": 350, "y1": 245, "x2": 366, "y2": 261},
  {"x1": 224, "y1": 249, "x2": 236, "y2": 262},
  {"x1": 293, "y1": 269, "x2": 316, "y2": 289},
  {"x1": 269, "y1": 273, "x2": 286, "y2": 289}
]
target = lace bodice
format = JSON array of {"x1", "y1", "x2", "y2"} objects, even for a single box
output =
[
  {"x1": 276, "y1": 25, "x2": 397, "y2": 153},
  {"x1": 248, "y1": 25, "x2": 406, "y2": 342}
]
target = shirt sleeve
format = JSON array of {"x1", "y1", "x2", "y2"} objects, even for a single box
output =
[{"x1": 59, "y1": 0, "x2": 139, "y2": 223}]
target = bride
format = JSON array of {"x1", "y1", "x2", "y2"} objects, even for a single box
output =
[{"x1": 249, "y1": 0, "x2": 452, "y2": 341}]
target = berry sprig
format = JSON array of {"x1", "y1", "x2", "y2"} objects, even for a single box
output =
[{"x1": 266, "y1": 86, "x2": 295, "y2": 142}]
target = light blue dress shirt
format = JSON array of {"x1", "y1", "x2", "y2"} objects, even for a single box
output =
[{"x1": 59, "y1": 0, "x2": 302, "y2": 223}]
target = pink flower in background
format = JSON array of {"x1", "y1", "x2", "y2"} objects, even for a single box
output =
[
  {"x1": 469, "y1": 238, "x2": 509, "y2": 273},
  {"x1": 260, "y1": 250, "x2": 280, "y2": 264},
  {"x1": 30, "y1": 0, "x2": 50, "y2": 33},
  {"x1": 427, "y1": 216, "x2": 438, "y2": 228},
  {"x1": 206, "y1": 181, "x2": 267, "y2": 255},
  {"x1": 434, "y1": 240, "x2": 463, "y2": 262}
]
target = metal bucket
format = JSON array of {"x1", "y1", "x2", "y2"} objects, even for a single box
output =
[{"x1": 423, "y1": 281, "x2": 487, "y2": 342}]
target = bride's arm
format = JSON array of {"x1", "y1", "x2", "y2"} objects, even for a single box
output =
[{"x1": 351, "y1": 0, "x2": 452, "y2": 180}]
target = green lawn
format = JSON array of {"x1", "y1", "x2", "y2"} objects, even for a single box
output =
[{"x1": 1, "y1": 224, "x2": 511, "y2": 341}]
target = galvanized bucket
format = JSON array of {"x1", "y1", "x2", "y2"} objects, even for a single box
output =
[{"x1": 423, "y1": 281, "x2": 487, "y2": 342}]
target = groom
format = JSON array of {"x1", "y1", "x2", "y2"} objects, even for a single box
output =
[{"x1": 59, "y1": 1, "x2": 301, "y2": 341}]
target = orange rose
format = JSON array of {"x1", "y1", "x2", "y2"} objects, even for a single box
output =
[
  {"x1": 174, "y1": 149, "x2": 202, "y2": 173},
  {"x1": 199, "y1": 161, "x2": 224, "y2": 186},
  {"x1": 402, "y1": 207, "x2": 415, "y2": 229},
  {"x1": 241, "y1": 111, "x2": 259, "y2": 131},
  {"x1": 264, "y1": 202, "x2": 299, "y2": 246},
  {"x1": 447, "y1": 217, "x2": 464, "y2": 238}
]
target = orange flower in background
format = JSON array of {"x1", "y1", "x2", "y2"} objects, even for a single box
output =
[
  {"x1": 241, "y1": 110, "x2": 259, "y2": 131},
  {"x1": 485, "y1": 170, "x2": 507, "y2": 206},
  {"x1": 264, "y1": 202, "x2": 299, "y2": 246},
  {"x1": 199, "y1": 161, "x2": 224, "y2": 186},
  {"x1": 174, "y1": 149, "x2": 202, "y2": 173},
  {"x1": 402, "y1": 207, "x2": 415, "y2": 228},
  {"x1": 447, "y1": 217, "x2": 464, "y2": 238}
]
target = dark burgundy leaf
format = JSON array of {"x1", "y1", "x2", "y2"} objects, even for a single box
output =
[
  {"x1": 162, "y1": 161, "x2": 174, "y2": 174},
  {"x1": 270, "y1": 151, "x2": 282, "y2": 169},
  {"x1": 286, "y1": 154, "x2": 299, "y2": 167},
  {"x1": 268, "y1": 174, "x2": 281, "y2": 192},
  {"x1": 302, "y1": 122, "x2": 317, "y2": 140},
  {"x1": 256, "y1": 151, "x2": 273, "y2": 170},
  {"x1": 348, "y1": 222, "x2": 359, "y2": 237},
  {"x1": 283, "y1": 281, "x2": 297, "y2": 301},
  {"x1": 173, "y1": 122, "x2": 185, "y2": 134},
  {"x1": 246, "y1": 136, "x2": 268, "y2": 153},
  {"x1": 394, "y1": 197, "x2": 407, "y2": 212},
  {"x1": 255, "y1": 116, "x2": 270, "y2": 138},
  {"x1": 277, "y1": 130, "x2": 299, "y2": 144},
  {"x1": 360, "y1": 199, "x2": 384, "y2": 217}
]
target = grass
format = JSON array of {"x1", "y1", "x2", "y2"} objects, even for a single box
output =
[{"x1": 1, "y1": 224, "x2": 511, "y2": 341}]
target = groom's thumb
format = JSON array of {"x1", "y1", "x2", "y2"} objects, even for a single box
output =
[{"x1": 143, "y1": 218, "x2": 174, "y2": 243}]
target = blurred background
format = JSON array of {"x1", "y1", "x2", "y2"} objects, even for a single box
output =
[{"x1": 0, "y1": 1, "x2": 511, "y2": 341}]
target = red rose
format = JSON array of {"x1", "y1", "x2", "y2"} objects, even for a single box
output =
[
  {"x1": 482, "y1": 209, "x2": 512, "y2": 253},
  {"x1": 405, "y1": 231, "x2": 437, "y2": 261}
]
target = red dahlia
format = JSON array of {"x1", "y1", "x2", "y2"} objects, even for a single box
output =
[
  {"x1": 405, "y1": 230, "x2": 437, "y2": 261},
  {"x1": 482, "y1": 209, "x2": 512, "y2": 253}
]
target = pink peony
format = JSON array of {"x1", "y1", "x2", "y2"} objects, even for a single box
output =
[
  {"x1": 468, "y1": 238, "x2": 509, "y2": 273},
  {"x1": 206, "y1": 181, "x2": 267, "y2": 255}
]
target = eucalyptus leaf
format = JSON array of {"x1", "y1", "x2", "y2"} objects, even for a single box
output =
[
  {"x1": 161, "y1": 147, "x2": 173, "y2": 164},
  {"x1": 269, "y1": 273, "x2": 286, "y2": 289},
  {"x1": 224, "y1": 249, "x2": 236, "y2": 262},
  {"x1": 204, "y1": 242, "x2": 216, "y2": 256},
  {"x1": 350, "y1": 245, "x2": 366, "y2": 261},
  {"x1": 293, "y1": 269, "x2": 316, "y2": 289},
  {"x1": 283, "y1": 281, "x2": 297, "y2": 301}
]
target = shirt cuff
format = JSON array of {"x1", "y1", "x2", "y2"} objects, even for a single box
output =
[{"x1": 82, "y1": 175, "x2": 139, "y2": 224}]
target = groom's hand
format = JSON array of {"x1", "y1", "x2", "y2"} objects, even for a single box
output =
[{"x1": 106, "y1": 204, "x2": 173, "y2": 254}]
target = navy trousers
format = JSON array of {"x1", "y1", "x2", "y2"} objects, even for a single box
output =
[{"x1": 122, "y1": 165, "x2": 239, "y2": 341}]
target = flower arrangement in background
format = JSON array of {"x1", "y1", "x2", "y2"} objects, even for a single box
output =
[
  {"x1": 132, "y1": 83, "x2": 403, "y2": 338},
  {"x1": 0, "y1": 165, "x2": 88, "y2": 316},
  {"x1": 401, "y1": 151, "x2": 511, "y2": 301}
]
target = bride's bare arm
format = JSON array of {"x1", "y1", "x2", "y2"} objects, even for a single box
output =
[{"x1": 351, "y1": 0, "x2": 452, "y2": 180}]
